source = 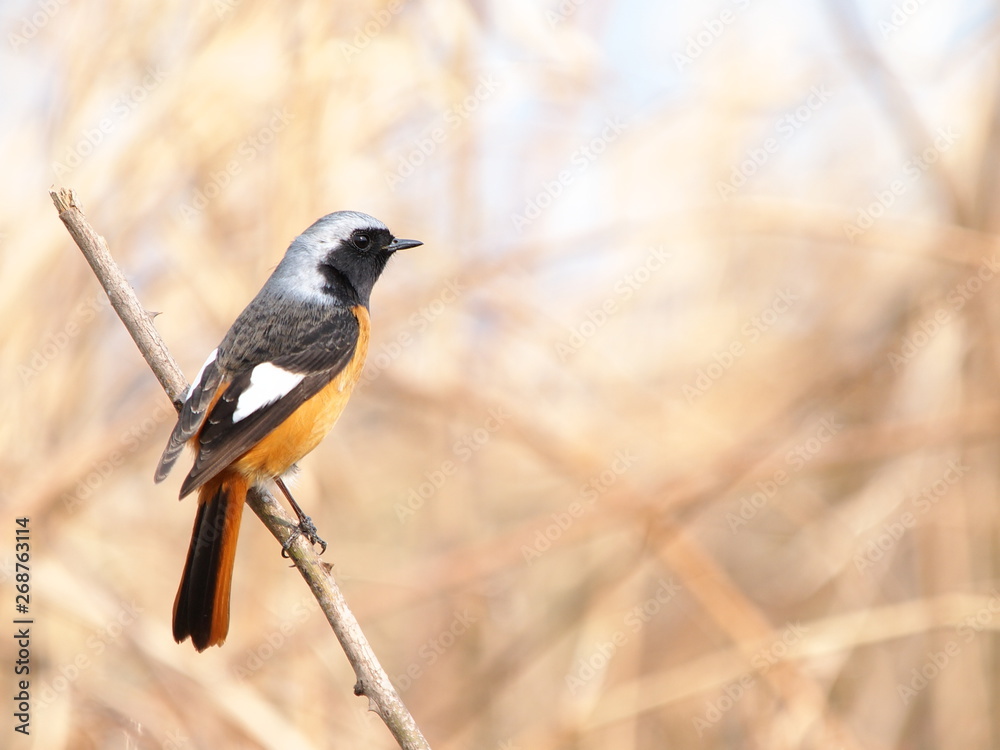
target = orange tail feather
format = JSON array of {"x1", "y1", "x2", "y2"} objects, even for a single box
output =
[{"x1": 172, "y1": 472, "x2": 247, "y2": 651}]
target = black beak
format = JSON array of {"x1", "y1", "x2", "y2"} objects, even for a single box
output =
[{"x1": 388, "y1": 238, "x2": 422, "y2": 252}]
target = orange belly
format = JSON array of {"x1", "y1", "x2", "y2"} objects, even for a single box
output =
[{"x1": 234, "y1": 305, "x2": 370, "y2": 481}]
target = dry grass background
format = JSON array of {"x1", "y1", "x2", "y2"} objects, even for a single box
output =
[{"x1": 2, "y1": 0, "x2": 999, "y2": 748}]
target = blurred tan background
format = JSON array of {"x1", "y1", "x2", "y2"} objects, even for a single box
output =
[{"x1": 2, "y1": 1, "x2": 1000, "y2": 748}]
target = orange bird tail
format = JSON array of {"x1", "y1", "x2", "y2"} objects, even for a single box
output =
[{"x1": 172, "y1": 471, "x2": 247, "y2": 651}]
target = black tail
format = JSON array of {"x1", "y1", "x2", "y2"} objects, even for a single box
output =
[{"x1": 172, "y1": 472, "x2": 247, "y2": 651}]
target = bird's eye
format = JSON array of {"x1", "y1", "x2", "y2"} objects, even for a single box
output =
[{"x1": 352, "y1": 233, "x2": 371, "y2": 250}]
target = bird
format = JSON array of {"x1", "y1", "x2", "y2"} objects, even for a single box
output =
[{"x1": 154, "y1": 211, "x2": 421, "y2": 651}]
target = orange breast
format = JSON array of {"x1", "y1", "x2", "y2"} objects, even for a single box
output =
[{"x1": 234, "y1": 306, "x2": 371, "y2": 481}]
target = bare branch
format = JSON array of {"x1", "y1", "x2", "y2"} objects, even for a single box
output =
[
  {"x1": 49, "y1": 187, "x2": 431, "y2": 750},
  {"x1": 49, "y1": 188, "x2": 188, "y2": 406}
]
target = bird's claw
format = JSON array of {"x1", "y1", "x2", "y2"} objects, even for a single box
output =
[{"x1": 281, "y1": 514, "x2": 327, "y2": 558}]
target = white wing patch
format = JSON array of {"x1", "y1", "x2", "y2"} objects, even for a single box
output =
[
  {"x1": 233, "y1": 363, "x2": 305, "y2": 422},
  {"x1": 186, "y1": 348, "x2": 218, "y2": 402}
]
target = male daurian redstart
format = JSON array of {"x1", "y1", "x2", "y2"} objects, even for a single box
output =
[{"x1": 154, "y1": 211, "x2": 421, "y2": 651}]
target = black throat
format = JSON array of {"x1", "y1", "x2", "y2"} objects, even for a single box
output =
[{"x1": 318, "y1": 263, "x2": 364, "y2": 307}]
